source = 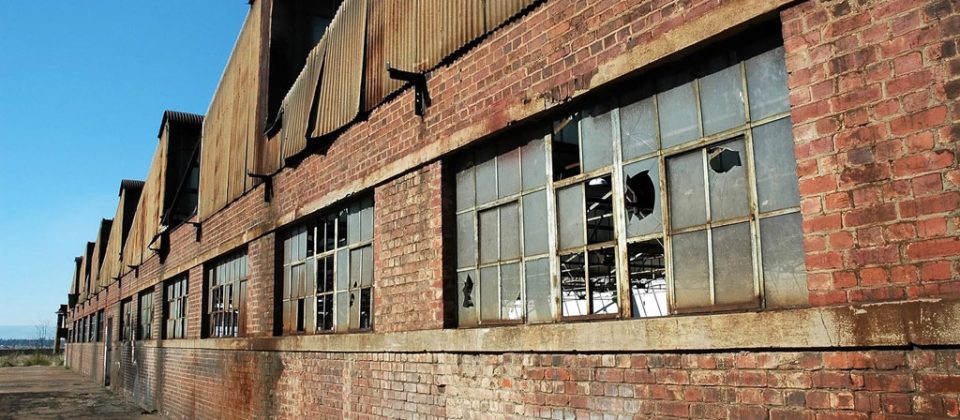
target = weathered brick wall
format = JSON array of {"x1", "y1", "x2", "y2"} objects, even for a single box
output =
[
  {"x1": 786, "y1": 0, "x2": 960, "y2": 305},
  {"x1": 246, "y1": 232, "x2": 276, "y2": 337}
]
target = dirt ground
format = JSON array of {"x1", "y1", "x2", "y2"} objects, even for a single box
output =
[{"x1": 0, "y1": 366, "x2": 163, "y2": 419}]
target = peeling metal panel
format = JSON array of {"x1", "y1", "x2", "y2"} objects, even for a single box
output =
[
  {"x1": 484, "y1": 0, "x2": 534, "y2": 31},
  {"x1": 98, "y1": 181, "x2": 143, "y2": 289},
  {"x1": 311, "y1": 0, "x2": 368, "y2": 138},
  {"x1": 88, "y1": 219, "x2": 113, "y2": 294},
  {"x1": 78, "y1": 243, "x2": 94, "y2": 301},
  {"x1": 363, "y1": 0, "x2": 418, "y2": 111},
  {"x1": 280, "y1": 38, "x2": 327, "y2": 161},
  {"x1": 417, "y1": 0, "x2": 485, "y2": 69},
  {"x1": 123, "y1": 145, "x2": 166, "y2": 274}
]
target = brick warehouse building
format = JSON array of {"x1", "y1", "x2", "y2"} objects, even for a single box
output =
[{"x1": 59, "y1": 0, "x2": 960, "y2": 418}]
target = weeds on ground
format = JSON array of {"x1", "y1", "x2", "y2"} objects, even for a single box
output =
[{"x1": 0, "y1": 353, "x2": 63, "y2": 367}]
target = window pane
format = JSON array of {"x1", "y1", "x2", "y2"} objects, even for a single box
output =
[
  {"x1": 623, "y1": 159, "x2": 661, "y2": 238},
  {"x1": 479, "y1": 266, "x2": 499, "y2": 322},
  {"x1": 620, "y1": 96, "x2": 658, "y2": 160},
  {"x1": 671, "y1": 230, "x2": 710, "y2": 310},
  {"x1": 475, "y1": 147, "x2": 498, "y2": 205},
  {"x1": 500, "y1": 203, "x2": 520, "y2": 261},
  {"x1": 336, "y1": 249, "x2": 349, "y2": 291},
  {"x1": 699, "y1": 63, "x2": 746, "y2": 135},
  {"x1": 360, "y1": 196, "x2": 374, "y2": 242},
  {"x1": 588, "y1": 248, "x2": 618, "y2": 315},
  {"x1": 349, "y1": 248, "x2": 362, "y2": 289},
  {"x1": 360, "y1": 246, "x2": 373, "y2": 287},
  {"x1": 320, "y1": 255, "x2": 334, "y2": 293},
  {"x1": 456, "y1": 161, "x2": 476, "y2": 212},
  {"x1": 657, "y1": 75, "x2": 699, "y2": 148},
  {"x1": 521, "y1": 191, "x2": 548, "y2": 256},
  {"x1": 457, "y1": 270, "x2": 478, "y2": 327},
  {"x1": 581, "y1": 106, "x2": 614, "y2": 173},
  {"x1": 525, "y1": 258, "x2": 552, "y2": 323},
  {"x1": 628, "y1": 240, "x2": 667, "y2": 318},
  {"x1": 521, "y1": 136, "x2": 547, "y2": 190},
  {"x1": 746, "y1": 46, "x2": 790, "y2": 120},
  {"x1": 456, "y1": 212, "x2": 476, "y2": 269},
  {"x1": 560, "y1": 252, "x2": 586, "y2": 317},
  {"x1": 556, "y1": 184, "x2": 585, "y2": 250},
  {"x1": 349, "y1": 291, "x2": 360, "y2": 330},
  {"x1": 552, "y1": 115, "x2": 581, "y2": 180},
  {"x1": 478, "y1": 209, "x2": 499, "y2": 264},
  {"x1": 760, "y1": 213, "x2": 809, "y2": 308},
  {"x1": 667, "y1": 151, "x2": 707, "y2": 229},
  {"x1": 335, "y1": 292, "x2": 349, "y2": 331},
  {"x1": 359, "y1": 288, "x2": 372, "y2": 329},
  {"x1": 708, "y1": 138, "x2": 750, "y2": 221},
  {"x1": 500, "y1": 263, "x2": 522, "y2": 320},
  {"x1": 585, "y1": 176, "x2": 614, "y2": 245},
  {"x1": 753, "y1": 118, "x2": 801, "y2": 213},
  {"x1": 348, "y1": 202, "x2": 361, "y2": 245},
  {"x1": 318, "y1": 294, "x2": 334, "y2": 331},
  {"x1": 712, "y1": 222, "x2": 756, "y2": 307},
  {"x1": 497, "y1": 146, "x2": 521, "y2": 198}
]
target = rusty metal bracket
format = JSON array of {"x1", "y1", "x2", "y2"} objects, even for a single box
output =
[
  {"x1": 248, "y1": 172, "x2": 275, "y2": 202},
  {"x1": 388, "y1": 65, "x2": 431, "y2": 117},
  {"x1": 127, "y1": 264, "x2": 140, "y2": 278},
  {"x1": 187, "y1": 221, "x2": 202, "y2": 242}
]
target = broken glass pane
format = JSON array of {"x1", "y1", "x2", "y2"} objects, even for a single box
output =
[
  {"x1": 560, "y1": 252, "x2": 587, "y2": 317},
  {"x1": 588, "y1": 247, "x2": 618, "y2": 315},
  {"x1": 500, "y1": 263, "x2": 522, "y2": 320},
  {"x1": 521, "y1": 136, "x2": 547, "y2": 190},
  {"x1": 746, "y1": 46, "x2": 790, "y2": 120},
  {"x1": 585, "y1": 176, "x2": 614, "y2": 245},
  {"x1": 497, "y1": 145, "x2": 521, "y2": 198},
  {"x1": 457, "y1": 270, "x2": 478, "y2": 327},
  {"x1": 699, "y1": 62, "x2": 746, "y2": 135},
  {"x1": 753, "y1": 118, "x2": 801, "y2": 213},
  {"x1": 623, "y1": 159, "x2": 662, "y2": 238},
  {"x1": 581, "y1": 105, "x2": 614, "y2": 173},
  {"x1": 557, "y1": 184, "x2": 585, "y2": 250},
  {"x1": 628, "y1": 240, "x2": 667, "y2": 318},
  {"x1": 359, "y1": 288, "x2": 372, "y2": 329},
  {"x1": 712, "y1": 222, "x2": 756, "y2": 307},
  {"x1": 479, "y1": 266, "x2": 500, "y2": 322},
  {"x1": 322, "y1": 216, "x2": 336, "y2": 252},
  {"x1": 360, "y1": 246, "x2": 373, "y2": 287},
  {"x1": 319, "y1": 255, "x2": 334, "y2": 293},
  {"x1": 667, "y1": 150, "x2": 707, "y2": 229},
  {"x1": 349, "y1": 248, "x2": 363, "y2": 289},
  {"x1": 522, "y1": 191, "x2": 548, "y2": 256},
  {"x1": 456, "y1": 212, "x2": 476, "y2": 269},
  {"x1": 525, "y1": 258, "x2": 552, "y2": 323},
  {"x1": 336, "y1": 249, "x2": 349, "y2": 291},
  {"x1": 499, "y1": 203, "x2": 520, "y2": 260},
  {"x1": 475, "y1": 146, "x2": 498, "y2": 205},
  {"x1": 348, "y1": 291, "x2": 360, "y2": 330},
  {"x1": 760, "y1": 213, "x2": 809, "y2": 308},
  {"x1": 478, "y1": 209, "x2": 499, "y2": 264},
  {"x1": 552, "y1": 114, "x2": 581, "y2": 181},
  {"x1": 318, "y1": 294, "x2": 333, "y2": 331},
  {"x1": 657, "y1": 74, "x2": 699, "y2": 148},
  {"x1": 708, "y1": 138, "x2": 750, "y2": 221},
  {"x1": 336, "y1": 209, "x2": 347, "y2": 247},
  {"x1": 456, "y1": 159, "x2": 476, "y2": 211},
  {"x1": 620, "y1": 96, "x2": 658, "y2": 160},
  {"x1": 671, "y1": 230, "x2": 711, "y2": 310}
]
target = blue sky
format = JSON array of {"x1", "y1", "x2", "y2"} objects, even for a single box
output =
[{"x1": 0, "y1": 3, "x2": 249, "y2": 333}]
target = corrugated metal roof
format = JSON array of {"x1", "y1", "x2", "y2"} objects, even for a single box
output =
[
  {"x1": 118, "y1": 179, "x2": 145, "y2": 196},
  {"x1": 158, "y1": 110, "x2": 205, "y2": 137},
  {"x1": 311, "y1": 0, "x2": 368, "y2": 138},
  {"x1": 281, "y1": 38, "x2": 327, "y2": 161},
  {"x1": 364, "y1": 0, "x2": 418, "y2": 111}
]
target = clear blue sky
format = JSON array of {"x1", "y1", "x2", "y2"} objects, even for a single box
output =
[{"x1": 0, "y1": 3, "x2": 249, "y2": 332}]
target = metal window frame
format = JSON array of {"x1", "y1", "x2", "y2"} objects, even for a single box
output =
[
  {"x1": 164, "y1": 274, "x2": 189, "y2": 340},
  {"x1": 206, "y1": 252, "x2": 247, "y2": 338}
]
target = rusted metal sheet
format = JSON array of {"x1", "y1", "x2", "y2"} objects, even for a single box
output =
[
  {"x1": 123, "y1": 145, "x2": 165, "y2": 274},
  {"x1": 484, "y1": 0, "x2": 535, "y2": 31},
  {"x1": 417, "y1": 0, "x2": 485, "y2": 70},
  {"x1": 78, "y1": 242, "x2": 94, "y2": 301},
  {"x1": 88, "y1": 219, "x2": 113, "y2": 295},
  {"x1": 311, "y1": 0, "x2": 368, "y2": 138},
  {"x1": 97, "y1": 181, "x2": 144, "y2": 289},
  {"x1": 363, "y1": 0, "x2": 418, "y2": 111},
  {"x1": 281, "y1": 38, "x2": 327, "y2": 161},
  {"x1": 199, "y1": 3, "x2": 265, "y2": 220}
]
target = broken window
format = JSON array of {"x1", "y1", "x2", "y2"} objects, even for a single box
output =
[
  {"x1": 120, "y1": 298, "x2": 133, "y2": 342},
  {"x1": 205, "y1": 251, "x2": 248, "y2": 338},
  {"x1": 96, "y1": 310, "x2": 104, "y2": 342},
  {"x1": 138, "y1": 289, "x2": 154, "y2": 340},
  {"x1": 450, "y1": 31, "x2": 804, "y2": 326},
  {"x1": 164, "y1": 274, "x2": 188, "y2": 339},
  {"x1": 280, "y1": 195, "x2": 373, "y2": 334}
]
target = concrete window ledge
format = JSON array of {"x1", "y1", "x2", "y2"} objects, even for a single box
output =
[{"x1": 142, "y1": 298, "x2": 960, "y2": 354}]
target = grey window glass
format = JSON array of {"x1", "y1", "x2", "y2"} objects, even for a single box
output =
[
  {"x1": 347, "y1": 203, "x2": 361, "y2": 245},
  {"x1": 588, "y1": 248, "x2": 618, "y2": 315},
  {"x1": 360, "y1": 246, "x2": 373, "y2": 287},
  {"x1": 657, "y1": 76, "x2": 699, "y2": 148},
  {"x1": 455, "y1": 160, "x2": 475, "y2": 211},
  {"x1": 335, "y1": 292, "x2": 349, "y2": 331},
  {"x1": 620, "y1": 96, "x2": 658, "y2": 160},
  {"x1": 457, "y1": 270, "x2": 478, "y2": 327},
  {"x1": 521, "y1": 136, "x2": 547, "y2": 190},
  {"x1": 671, "y1": 230, "x2": 710, "y2": 310},
  {"x1": 478, "y1": 209, "x2": 499, "y2": 264},
  {"x1": 711, "y1": 222, "x2": 755, "y2": 307},
  {"x1": 349, "y1": 291, "x2": 360, "y2": 330},
  {"x1": 360, "y1": 197, "x2": 374, "y2": 241},
  {"x1": 479, "y1": 266, "x2": 499, "y2": 322},
  {"x1": 628, "y1": 240, "x2": 667, "y2": 318},
  {"x1": 497, "y1": 146, "x2": 521, "y2": 198},
  {"x1": 707, "y1": 138, "x2": 750, "y2": 221},
  {"x1": 559, "y1": 252, "x2": 586, "y2": 317},
  {"x1": 524, "y1": 258, "x2": 552, "y2": 323},
  {"x1": 623, "y1": 159, "x2": 661, "y2": 238},
  {"x1": 581, "y1": 106, "x2": 614, "y2": 173},
  {"x1": 499, "y1": 203, "x2": 520, "y2": 260},
  {"x1": 760, "y1": 213, "x2": 809, "y2": 308},
  {"x1": 349, "y1": 249, "x2": 362, "y2": 289},
  {"x1": 699, "y1": 63, "x2": 746, "y2": 135},
  {"x1": 500, "y1": 263, "x2": 522, "y2": 320},
  {"x1": 556, "y1": 184, "x2": 585, "y2": 250},
  {"x1": 552, "y1": 115, "x2": 581, "y2": 180},
  {"x1": 336, "y1": 249, "x2": 349, "y2": 290},
  {"x1": 585, "y1": 176, "x2": 614, "y2": 245},
  {"x1": 521, "y1": 191, "x2": 548, "y2": 256},
  {"x1": 753, "y1": 118, "x2": 801, "y2": 213},
  {"x1": 475, "y1": 147, "x2": 498, "y2": 205},
  {"x1": 746, "y1": 46, "x2": 790, "y2": 120},
  {"x1": 456, "y1": 212, "x2": 476, "y2": 269},
  {"x1": 667, "y1": 151, "x2": 707, "y2": 229}
]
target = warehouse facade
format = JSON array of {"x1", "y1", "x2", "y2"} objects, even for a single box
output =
[{"x1": 62, "y1": 0, "x2": 960, "y2": 418}]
